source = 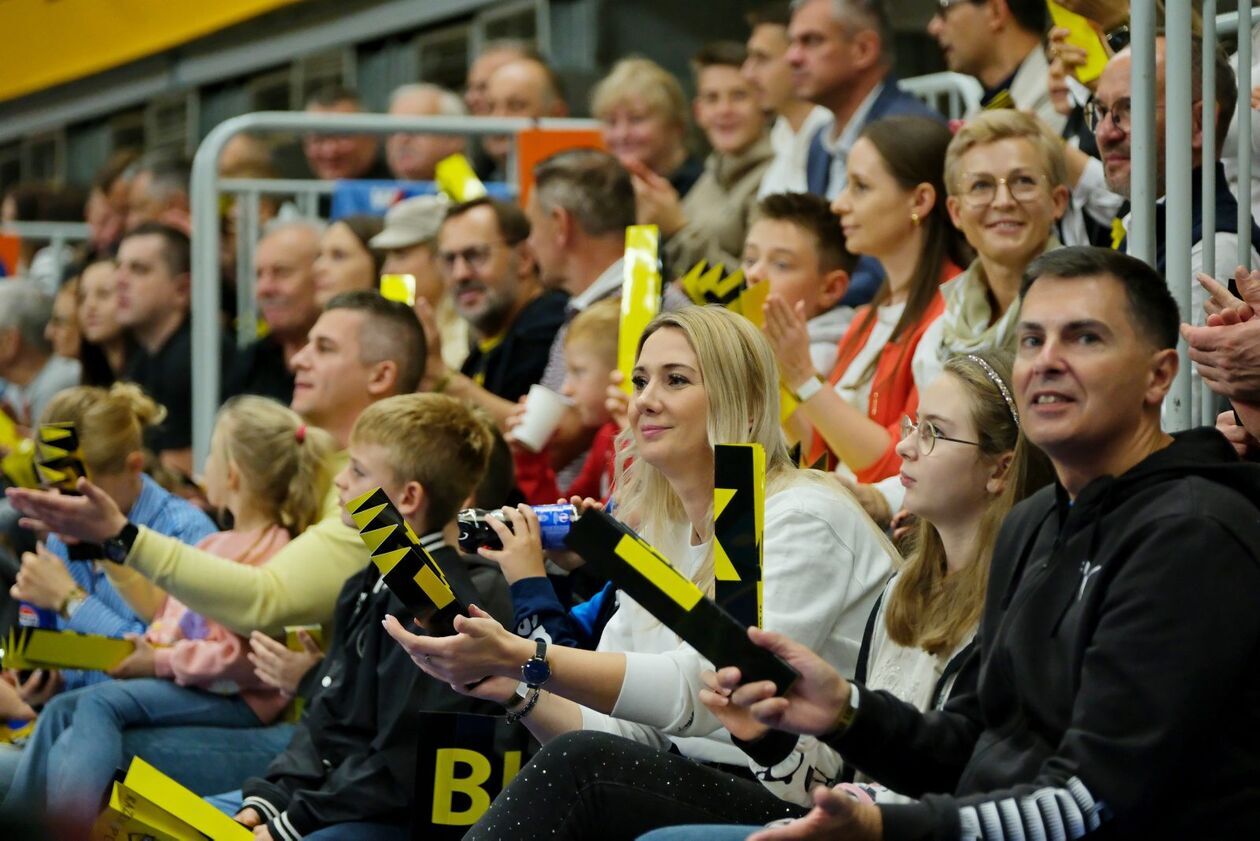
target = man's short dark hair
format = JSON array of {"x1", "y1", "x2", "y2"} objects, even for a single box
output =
[
  {"x1": 120, "y1": 222, "x2": 191, "y2": 277},
  {"x1": 1021, "y1": 246, "x2": 1181, "y2": 350},
  {"x1": 324, "y1": 290, "x2": 426, "y2": 394},
  {"x1": 755, "y1": 192, "x2": 857, "y2": 274},
  {"x1": 444, "y1": 197, "x2": 531, "y2": 246},
  {"x1": 692, "y1": 41, "x2": 749, "y2": 77},
  {"x1": 306, "y1": 85, "x2": 363, "y2": 110},
  {"x1": 533, "y1": 148, "x2": 635, "y2": 237},
  {"x1": 1184, "y1": 37, "x2": 1239, "y2": 152},
  {"x1": 747, "y1": 1, "x2": 791, "y2": 28},
  {"x1": 1007, "y1": 0, "x2": 1049, "y2": 36}
]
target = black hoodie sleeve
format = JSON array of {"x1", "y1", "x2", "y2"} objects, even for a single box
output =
[{"x1": 869, "y1": 516, "x2": 1260, "y2": 841}]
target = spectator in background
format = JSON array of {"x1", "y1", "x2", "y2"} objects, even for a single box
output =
[
  {"x1": 789, "y1": 0, "x2": 943, "y2": 309},
  {"x1": 116, "y1": 223, "x2": 232, "y2": 477},
  {"x1": 44, "y1": 278, "x2": 81, "y2": 364},
  {"x1": 744, "y1": 2, "x2": 833, "y2": 198},
  {"x1": 1096, "y1": 38, "x2": 1260, "y2": 307},
  {"x1": 229, "y1": 220, "x2": 324, "y2": 404},
  {"x1": 591, "y1": 57, "x2": 704, "y2": 199},
  {"x1": 526, "y1": 149, "x2": 637, "y2": 484},
  {"x1": 124, "y1": 153, "x2": 192, "y2": 234},
  {"x1": 312, "y1": 214, "x2": 384, "y2": 307},
  {"x1": 465, "y1": 40, "x2": 533, "y2": 117},
  {"x1": 369, "y1": 195, "x2": 469, "y2": 370},
  {"x1": 465, "y1": 40, "x2": 534, "y2": 179},
  {"x1": 384, "y1": 83, "x2": 468, "y2": 182},
  {"x1": 742, "y1": 192, "x2": 855, "y2": 375},
  {"x1": 420, "y1": 197, "x2": 567, "y2": 427},
  {"x1": 85, "y1": 148, "x2": 140, "y2": 258},
  {"x1": 633, "y1": 42, "x2": 773, "y2": 274},
  {"x1": 76, "y1": 258, "x2": 131, "y2": 387},
  {"x1": 928, "y1": 0, "x2": 1064, "y2": 133},
  {"x1": 483, "y1": 55, "x2": 570, "y2": 180},
  {"x1": 0, "y1": 280, "x2": 80, "y2": 429},
  {"x1": 302, "y1": 86, "x2": 392, "y2": 182}
]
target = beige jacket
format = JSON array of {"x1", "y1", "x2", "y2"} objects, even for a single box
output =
[{"x1": 665, "y1": 135, "x2": 774, "y2": 275}]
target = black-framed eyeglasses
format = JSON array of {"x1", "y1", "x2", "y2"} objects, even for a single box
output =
[
  {"x1": 958, "y1": 171, "x2": 1047, "y2": 208},
  {"x1": 1086, "y1": 97, "x2": 1132, "y2": 133},
  {"x1": 900, "y1": 415, "x2": 981, "y2": 456},
  {"x1": 437, "y1": 242, "x2": 503, "y2": 274}
]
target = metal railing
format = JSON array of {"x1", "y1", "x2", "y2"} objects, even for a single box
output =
[
  {"x1": 1142, "y1": 5, "x2": 1257, "y2": 431},
  {"x1": 0, "y1": 221, "x2": 92, "y2": 282},
  {"x1": 190, "y1": 111, "x2": 601, "y2": 468},
  {"x1": 899, "y1": 71, "x2": 983, "y2": 120}
]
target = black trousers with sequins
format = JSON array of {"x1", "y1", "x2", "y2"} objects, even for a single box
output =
[{"x1": 463, "y1": 730, "x2": 806, "y2": 840}]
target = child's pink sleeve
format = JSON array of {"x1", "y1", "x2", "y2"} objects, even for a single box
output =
[{"x1": 152, "y1": 626, "x2": 265, "y2": 690}]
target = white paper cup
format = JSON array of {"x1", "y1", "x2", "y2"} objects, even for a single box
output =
[{"x1": 513, "y1": 385, "x2": 571, "y2": 452}]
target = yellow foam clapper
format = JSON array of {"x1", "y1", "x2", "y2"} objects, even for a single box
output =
[
  {"x1": 713, "y1": 444, "x2": 766, "y2": 629},
  {"x1": 91, "y1": 780, "x2": 205, "y2": 841},
  {"x1": 564, "y1": 509, "x2": 798, "y2": 693},
  {"x1": 435, "y1": 154, "x2": 488, "y2": 202},
  {"x1": 34, "y1": 421, "x2": 89, "y2": 493},
  {"x1": 1048, "y1": 2, "x2": 1110, "y2": 84},
  {"x1": 346, "y1": 487, "x2": 481, "y2": 634},
  {"x1": 0, "y1": 410, "x2": 37, "y2": 489},
  {"x1": 678, "y1": 260, "x2": 748, "y2": 307},
  {"x1": 618, "y1": 225, "x2": 663, "y2": 394},
  {"x1": 1, "y1": 627, "x2": 135, "y2": 672},
  {"x1": 730, "y1": 273, "x2": 767, "y2": 327},
  {"x1": 110, "y1": 756, "x2": 254, "y2": 840},
  {"x1": 380, "y1": 273, "x2": 417, "y2": 307},
  {"x1": 285, "y1": 624, "x2": 324, "y2": 652}
]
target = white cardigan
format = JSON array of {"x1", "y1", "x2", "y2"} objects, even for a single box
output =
[{"x1": 577, "y1": 479, "x2": 895, "y2": 765}]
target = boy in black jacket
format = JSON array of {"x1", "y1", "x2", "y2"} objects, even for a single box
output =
[
  {"x1": 682, "y1": 247, "x2": 1260, "y2": 840},
  {"x1": 225, "y1": 394, "x2": 512, "y2": 840}
]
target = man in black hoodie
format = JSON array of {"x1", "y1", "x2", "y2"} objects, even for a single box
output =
[{"x1": 702, "y1": 246, "x2": 1260, "y2": 840}]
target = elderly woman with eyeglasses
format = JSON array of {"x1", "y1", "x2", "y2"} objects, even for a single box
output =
[{"x1": 912, "y1": 110, "x2": 1069, "y2": 392}]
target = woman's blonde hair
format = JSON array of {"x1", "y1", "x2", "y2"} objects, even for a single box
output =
[
  {"x1": 213, "y1": 396, "x2": 335, "y2": 536},
  {"x1": 943, "y1": 110, "x2": 1069, "y2": 197},
  {"x1": 614, "y1": 306, "x2": 795, "y2": 591},
  {"x1": 590, "y1": 57, "x2": 689, "y2": 131},
  {"x1": 884, "y1": 351, "x2": 1054, "y2": 655},
  {"x1": 41, "y1": 383, "x2": 165, "y2": 476}
]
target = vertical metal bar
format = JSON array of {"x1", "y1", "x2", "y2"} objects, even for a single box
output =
[
  {"x1": 1166, "y1": 0, "x2": 1193, "y2": 432},
  {"x1": 1201, "y1": 1, "x2": 1220, "y2": 429},
  {"x1": 190, "y1": 125, "x2": 228, "y2": 472},
  {"x1": 1129, "y1": 1, "x2": 1158, "y2": 266},
  {"x1": 235, "y1": 191, "x2": 261, "y2": 349},
  {"x1": 1238, "y1": 0, "x2": 1254, "y2": 268}
]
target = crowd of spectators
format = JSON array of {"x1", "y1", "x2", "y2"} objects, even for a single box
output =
[{"x1": 2, "y1": 1, "x2": 1260, "y2": 839}]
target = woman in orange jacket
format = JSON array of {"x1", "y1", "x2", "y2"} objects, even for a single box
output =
[{"x1": 764, "y1": 115, "x2": 970, "y2": 483}]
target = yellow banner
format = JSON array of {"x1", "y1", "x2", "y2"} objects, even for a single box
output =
[{"x1": 0, "y1": 0, "x2": 300, "y2": 102}]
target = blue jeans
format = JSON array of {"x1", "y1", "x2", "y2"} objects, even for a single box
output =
[
  {"x1": 639, "y1": 828, "x2": 759, "y2": 841},
  {"x1": 3, "y1": 679, "x2": 260, "y2": 825},
  {"x1": 206, "y1": 790, "x2": 409, "y2": 840}
]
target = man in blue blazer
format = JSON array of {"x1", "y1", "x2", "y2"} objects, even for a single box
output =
[{"x1": 788, "y1": 0, "x2": 945, "y2": 305}]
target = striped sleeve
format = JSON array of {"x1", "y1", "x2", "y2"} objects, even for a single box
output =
[{"x1": 881, "y1": 778, "x2": 1109, "y2": 841}]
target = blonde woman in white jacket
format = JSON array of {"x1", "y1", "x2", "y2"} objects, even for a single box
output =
[{"x1": 384, "y1": 305, "x2": 894, "y2": 839}]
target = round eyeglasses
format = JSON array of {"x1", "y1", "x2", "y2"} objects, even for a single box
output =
[{"x1": 900, "y1": 415, "x2": 981, "y2": 456}]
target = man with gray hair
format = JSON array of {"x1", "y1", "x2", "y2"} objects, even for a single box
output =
[
  {"x1": 228, "y1": 219, "x2": 325, "y2": 403},
  {"x1": 0, "y1": 279, "x2": 80, "y2": 429},
  {"x1": 124, "y1": 153, "x2": 191, "y2": 233},
  {"x1": 385, "y1": 84, "x2": 468, "y2": 182}
]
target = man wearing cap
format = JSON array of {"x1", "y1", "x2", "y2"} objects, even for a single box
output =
[
  {"x1": 417, "y1": 197, "x2": 567, "y2": 427},
  {"x1": 370, "y1": 194, "x2": 470, "y2": 371}
]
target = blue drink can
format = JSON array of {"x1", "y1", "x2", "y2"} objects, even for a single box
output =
[
  {"x1": 17, "y1": 600, "x2": 57, "y2": 629},
  {"x1": 531, "y1": 504, "x2": 576, "y2": 550}
]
